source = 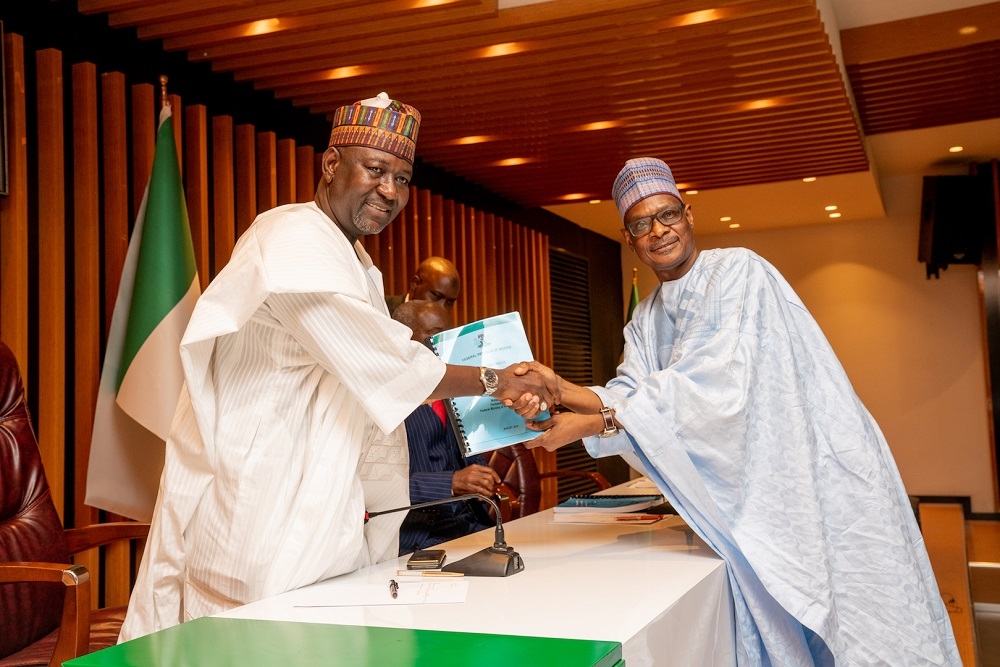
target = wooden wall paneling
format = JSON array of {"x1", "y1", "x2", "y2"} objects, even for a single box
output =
[
  {"x1": 431, "y1": 194, "x2": 445, "y2": 259},
  {"x1": 130, "y1": 83, "x2": 154, "y2": 221},
  {"x1": 234, "y1": 124, "x2": 256, "y2": 237},
  {"x1": 493, "y1": 218, "x2": 506, "y2": 314},
  {"x1": 295, "y1": 145, "x2": 314, "y2": 203},
  {"x1": 494, "y1": 219, "x2": 506, "y2": 314},
  {"x1": 167, "y1": 92, "x2": 182, "y2": 176},
  {"x1": 390, "y1": 203, "x2": 408, "y2": 296},
  {"x1": 451, "y1": 203, "x2": 466, "y2": 325},
  {"x1": 378, "y1": 223, "x2": 394, "y2": 297},
  {"x1": 476, "y1": 210, "x2": 489, "y2": 321},
  {"x1": 403, "y1": 188, "x2": 419, "y2": 283},
  {"x1": 362, "y1": 227, "x2": 379, "y2": 272},
  {"x1": 313, "y1": 152, "x2": 323, "y2": 189},
  {"x1": 515, "y1": 225, "x2": 528, "y2": 337},
  {"x1": 101, "y1": 72, "x2": 128, "y2": 335},
  {"x1": 35, "y1": 48, "x2": 67, "y2": 522},
  {"x1": 101, "y1": 73, "x2": 136, "y2": 598},
  {"x1": 526, "y1": 229, "x2": 540, "y2": 358},
  {"x1": 528, "y1": 228, "x2": 557, "y2": 507},
  {"x1": 0, "y1": 33, "x2": 29, "y2": 365},
  {"x1": 417, "y1": 188, "x2": 433, "y2": 266},
  {"x1": 276, "y1": 137, "x2": 295, "y2": 206},
  {"x1": 481, "y1": 213, "x2": 496, "y2": 318},
  {"x1": 458, "y1": 206, "x2": 479, "y2": 323},
  {"x1": 442, "y1": 198, "x2": 457, "y2": 273},
  {"x1": 70, "y1": 60, "x2": 103, "y2": 608},
  {"x1": 539, "y1": 233, "x2": 553, "y2": 368},
  {"x1": 532, "y1": 230, "x2": 546, "y2": 358},
  {"x1": 211, "y1": 115, "x2": 235, "y2": 276},
  {"x1": 256, "y1": 131, "x2": 277, "y2": 214},
  {"x1": 464, "y1": 207, "x2": 480, "y2": 322},
  {"x1": 499, "y1": 219, "x2": 513, "y2": 314},
  {"x1": 184, "y1": 105, "x2": 209, "y2": 290},
  {"x1": 441, "y1": 199, "x2": 460, "y2": 327}
]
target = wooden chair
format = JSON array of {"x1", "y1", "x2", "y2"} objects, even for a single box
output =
[
  {"x1": 488, "y1": 444, "x2": 610, "y2": 521},
  {"x1": 0, "y1": 342, "x2": 149, "y2": 667}
]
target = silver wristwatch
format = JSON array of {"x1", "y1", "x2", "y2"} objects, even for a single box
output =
[
  {"x1": 598, "y1": 406, "x2": 619, "y2": 438},
  {"x1": 479, "y1": 367, "x2": 499, "y2": 396}
]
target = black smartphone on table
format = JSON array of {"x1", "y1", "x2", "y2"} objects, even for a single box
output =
[{"x1": 407, "y1": 549, "x2": 446, "y2": 570}]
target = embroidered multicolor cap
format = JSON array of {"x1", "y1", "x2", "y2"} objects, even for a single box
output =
[
  {"x1": 611, "y1": 158, "x2": 682, "y2": 220},
  {"x1": 328, "y1": 92, "x2": 421, "y2": 164}
]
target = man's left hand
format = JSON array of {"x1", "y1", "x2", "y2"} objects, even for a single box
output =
[{"x1": 452, "y1": 464, "x2": 501, "y2": 497}]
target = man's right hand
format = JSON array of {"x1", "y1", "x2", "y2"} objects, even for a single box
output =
[{"x1": 494, "y1": 362, "x2": 560, "y2": 417}]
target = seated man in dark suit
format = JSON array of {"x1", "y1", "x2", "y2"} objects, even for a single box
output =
[
  {"x1": 392, "y1": 300, "x2": 501, "y2": 555},
  {"x1": 385, "y1": 257, "x2": 461, "y2": 316}
]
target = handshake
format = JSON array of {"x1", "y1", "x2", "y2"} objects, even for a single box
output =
[{"x1": 493, "y1": 361, "x2": 561, "y2": 420}]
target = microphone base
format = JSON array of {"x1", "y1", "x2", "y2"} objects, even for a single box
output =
[{"x1": 441, "y1": 546, "x2": 524, "y2": 577}]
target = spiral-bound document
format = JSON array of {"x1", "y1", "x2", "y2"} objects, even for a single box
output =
[{"x1": 427, "y1": 312, "x2": 549, "y2": 456}]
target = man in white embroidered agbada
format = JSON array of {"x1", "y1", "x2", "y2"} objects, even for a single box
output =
[
  {"x1": 120, "y1": 93, "x2": 552, "y2": 641},
  {"x1": 524, "y1": 158, "x2": 960, "y2": 665}
]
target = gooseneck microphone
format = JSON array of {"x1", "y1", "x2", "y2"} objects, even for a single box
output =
[{"x1": 365, "y1": 493, "x2": 525, "y2": 577}]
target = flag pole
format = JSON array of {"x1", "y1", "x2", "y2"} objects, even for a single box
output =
[
  {"x1": 626, "y1": 267, "x2": 640, "y2": 323},
  {"x1": 159, "y1": 74, "x2": 169, "y2": 110}
]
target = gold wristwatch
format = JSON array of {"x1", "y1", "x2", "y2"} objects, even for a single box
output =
[{"x1": 479, "y1": 367, "x2": 499, "y2": 395}]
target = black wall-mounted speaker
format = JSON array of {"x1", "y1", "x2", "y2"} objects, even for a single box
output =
[{"x1": 919, "y1": 174, "x2": 993, "y2": 278}]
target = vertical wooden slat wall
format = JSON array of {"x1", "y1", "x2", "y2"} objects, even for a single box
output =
[
  {"x1": 256, "y1": 131, "x2": 277, "y2": 214},
  {"x1": 276, "y1": 138, "x2": 296, "y2": 206},
  {"x1": 99, "y1": 73, "x2": 131, "y2": 608},
  {"x1": 36, "y1": 48, "x2": 67, "y2": 522},
  {"x1": 0, "y1": 34, "x2": 29, "y2": 385},
  {"x1": 235, "y1": 124, "x2": 256, "y2": 238},
  {"x1": 71, "y1": 61, "x2": 103, "y2": 606},
  {"x1": 131, "y1": 84, "x2": 154, "y2": 221},
  {"x1": 295, "y1": 145, "x2": 315, "y2": 203},
  {"x1": 101, "y1": 73, "x2": 128, "y2": 335},
  {"x1": 211, "y1": 115, "x2": 235, "y2": 274},
  {"x1": 0, "y1": 34, "x2": 557, "y2": 610},
  {"x1": 185, "y1": 105, "x2": 209, "y2": 289}
]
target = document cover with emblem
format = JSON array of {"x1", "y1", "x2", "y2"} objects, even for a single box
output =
[{"x1": 427, "y1": 312, "x2": 549, "y2": 456}]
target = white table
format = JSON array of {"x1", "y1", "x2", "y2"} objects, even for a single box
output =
[{"x1": 220, "y1": 482, "x2": 736, "y2": 667}]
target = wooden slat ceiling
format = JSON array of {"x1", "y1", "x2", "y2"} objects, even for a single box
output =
[
  {"x1": 841, "y1": 3, "x2": 1000, "y2": 137},
  {"x1": 77, "y1": 0, "x2": 997, "y2": 208}
]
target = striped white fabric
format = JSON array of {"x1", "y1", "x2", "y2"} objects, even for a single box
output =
[{"x1": 120, "y1": 203, "x2": 444, "y2": 641}]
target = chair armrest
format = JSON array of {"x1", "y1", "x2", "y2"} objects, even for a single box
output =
[
  {"x1": 64, "y1": 522, "x2": 150, "y2": 554},
  {"x1": 538, "y1": 469, "x2": 611, "y2": 490},
  {"x1": 0, "y1": 562, "x2": 91, "y2": 667},
  {"x1": 0, "y1": 561, "x2": 89, "y2": 585}
]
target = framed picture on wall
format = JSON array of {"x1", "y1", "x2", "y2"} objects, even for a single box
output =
[{"x1": 0, "y1": 20, "x2": 7, "y2": 197}]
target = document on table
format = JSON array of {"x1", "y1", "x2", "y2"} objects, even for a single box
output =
[
  {"x1": 293, "y1": 580, "x2": 468, "y2": 607},
  {"x1": 626, "y1": 477, "x2": 660, "y2": 492},
  {"x1": 551, "y1": 513, "x2": 665, "y2": 525}
]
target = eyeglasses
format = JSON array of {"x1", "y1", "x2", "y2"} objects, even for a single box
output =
[{"x1": 625, "y1": 203, "x2": 689, "y2": 238}]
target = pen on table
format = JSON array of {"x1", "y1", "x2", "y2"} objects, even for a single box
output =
[
  {"x1": 615, "y1": 514, "x2": 660, "y2": 521},
  {"x1": 389, "y1": 579, "x2": 398, "y2": 598},
  {"x1": 395, "y1": 569, "x2": 464, "y2": 577}
]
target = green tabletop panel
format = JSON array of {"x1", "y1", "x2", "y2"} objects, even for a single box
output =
[{"x1": 64, "y1": 617, "x2": 623, "y2": 667}]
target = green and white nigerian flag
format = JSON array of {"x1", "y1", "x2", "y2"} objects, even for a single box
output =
[{"x1": 87, "y1": 104, "x2": 200, "y2": 521}]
